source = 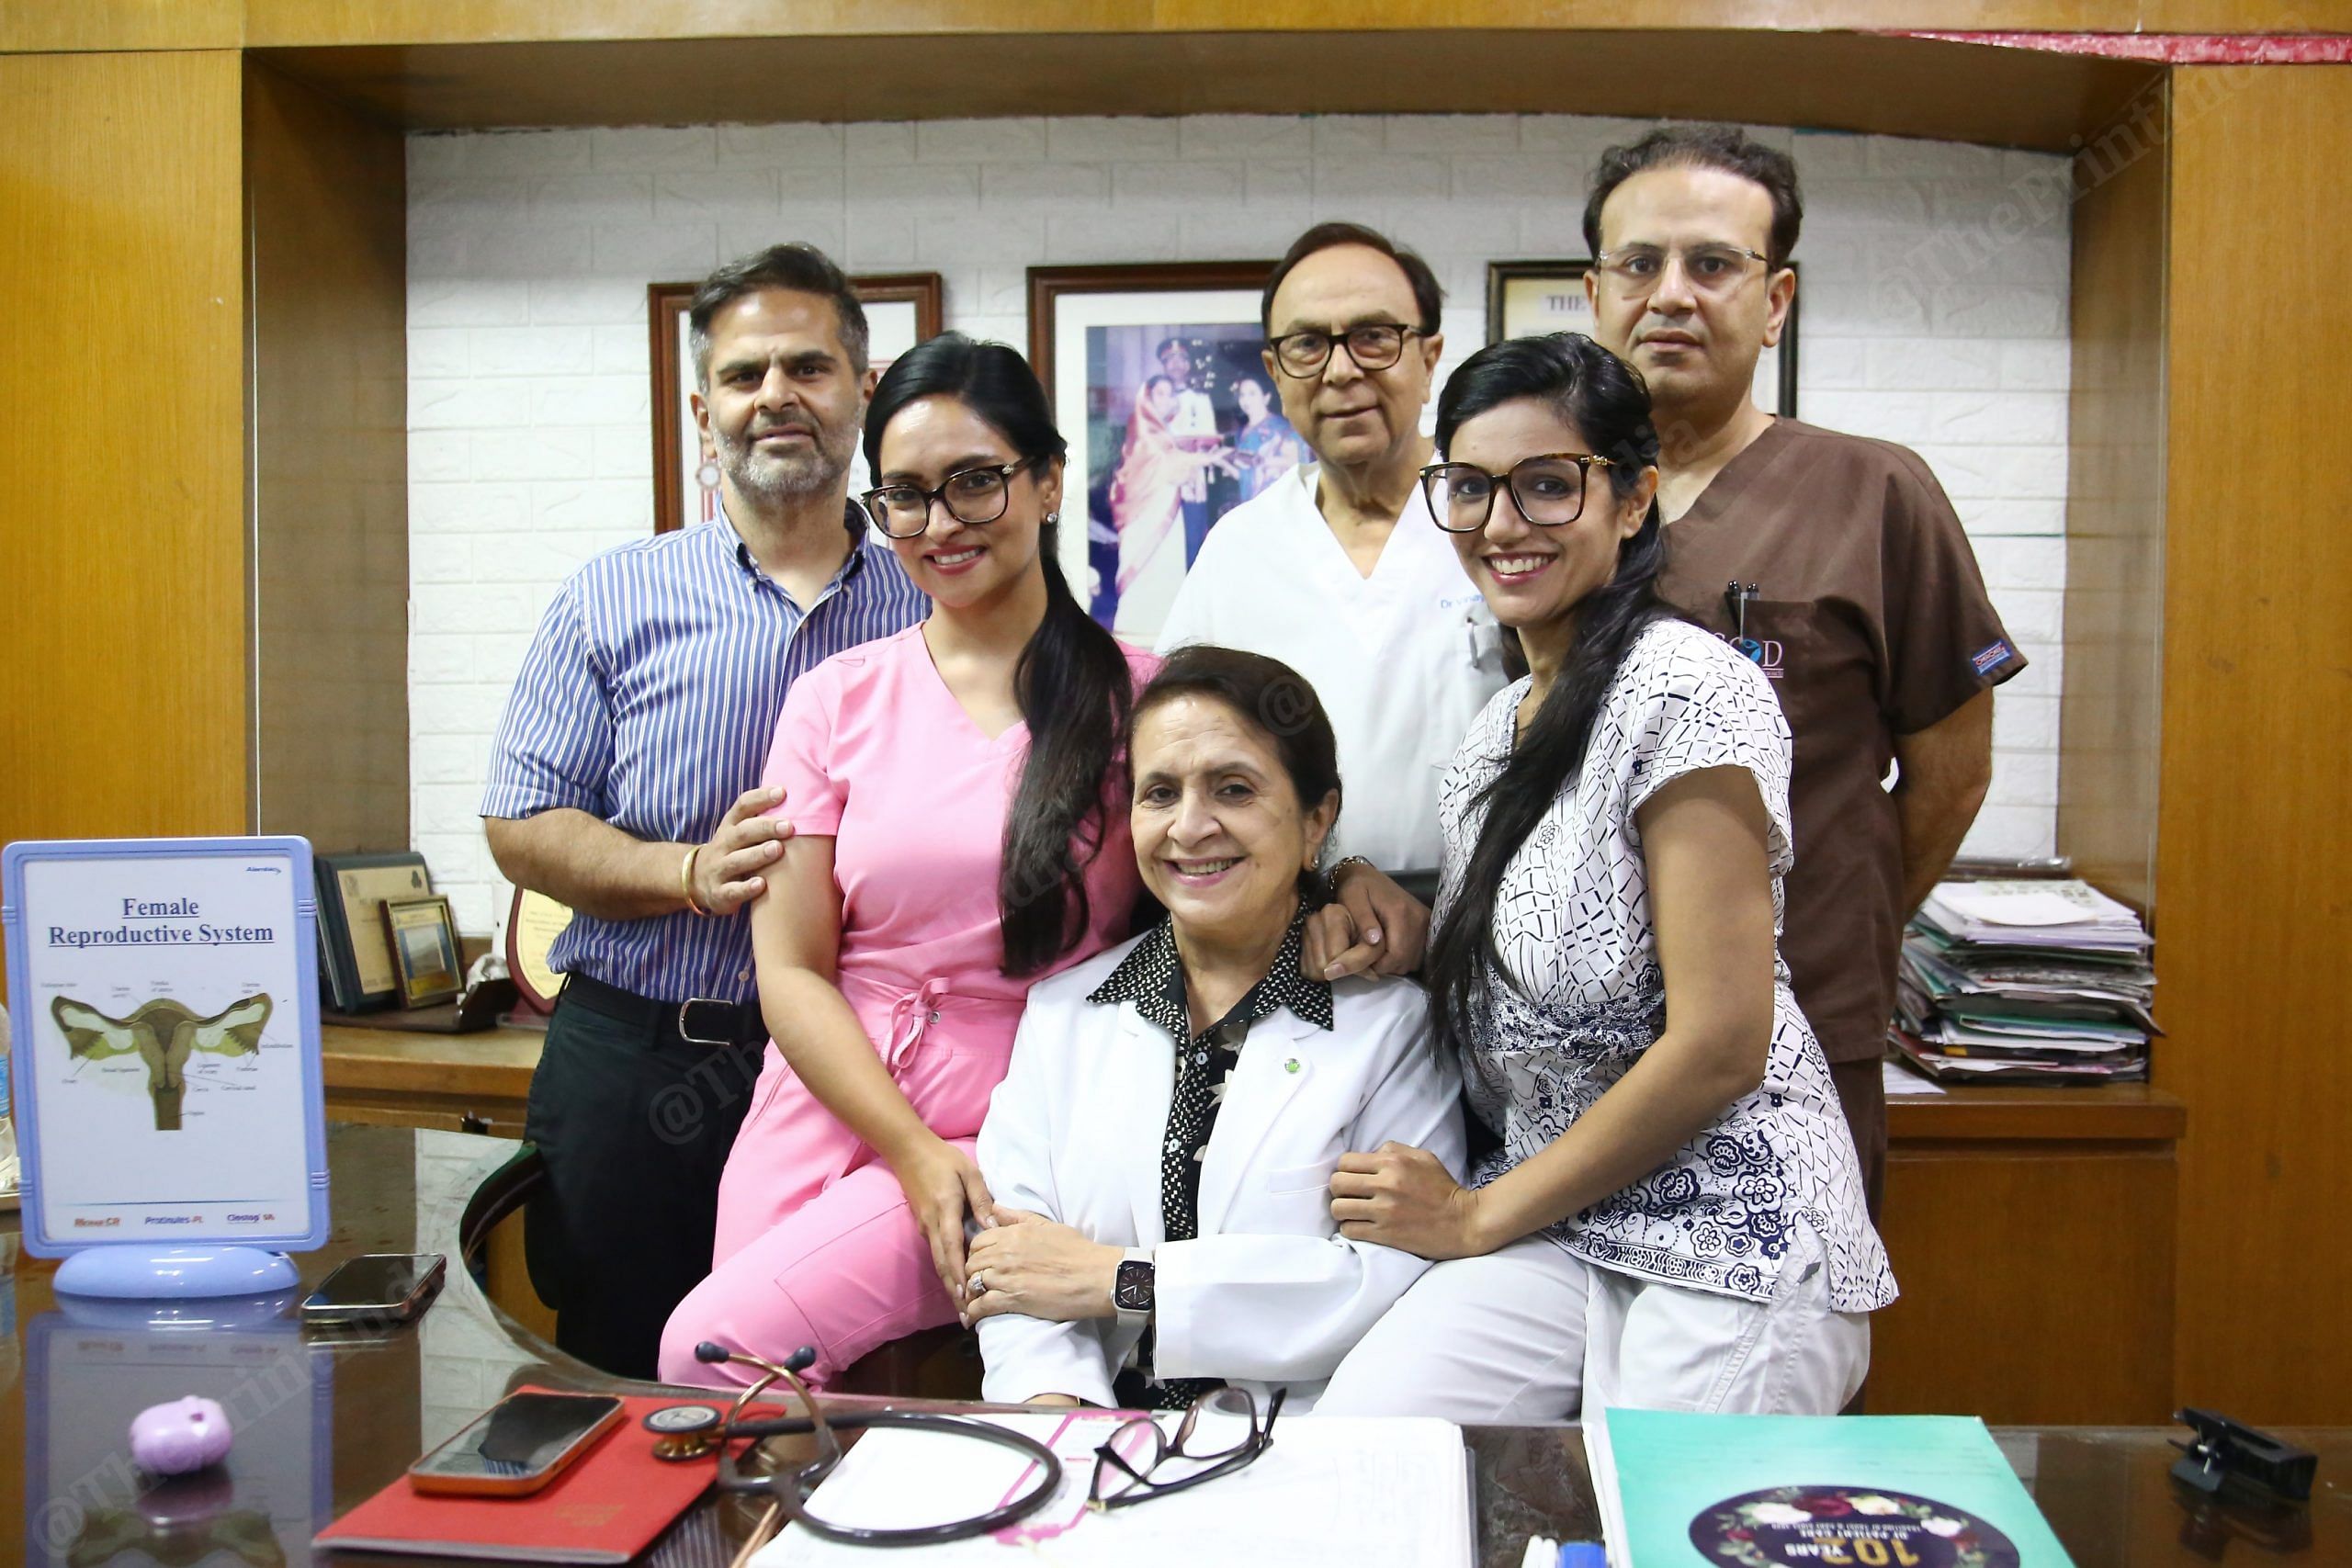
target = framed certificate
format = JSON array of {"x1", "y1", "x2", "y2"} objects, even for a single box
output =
[
  {"x1": 1, "y1": 836, "x2": 330, "y2": 1262},
  {"x1": 314, "y1": 851, "x2": 433, "y2": 1013},
  {"x1": 1486, "y1": 259, "x2": 1800, "y2": 418}
]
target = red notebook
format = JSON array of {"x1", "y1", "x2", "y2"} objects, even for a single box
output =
[{"x1": 315, "y1": 1388, "x2": 729, "y2": 1562}]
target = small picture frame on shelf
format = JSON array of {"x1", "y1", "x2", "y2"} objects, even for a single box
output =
[
  {"x1": 381, "y1": 895, "x2": 463, "y2": 1010},
  {"x1": 1486, "y1": 259, "x2": 1799, "y2": 418}
]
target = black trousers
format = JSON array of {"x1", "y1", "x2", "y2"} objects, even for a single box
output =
[{"x1": 523, "y1": 987, "x2": 765, "y2": 1380}]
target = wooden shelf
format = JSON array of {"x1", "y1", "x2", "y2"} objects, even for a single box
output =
[
  {"x1": 1887, "y1": 1080, "x2": 2186, "y2": 1143},
  {"x1": 321, "y1": 1021, "x2": 543, "y2": 1100},
  {"x1": 323, "y1": 1023, "x2": 2183, "y2": 1145}
]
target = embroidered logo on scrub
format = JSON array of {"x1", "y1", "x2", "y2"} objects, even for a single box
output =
[
  {"x1": 1970, "y1": 638, "x2": 2018, "y2": 677},
  {"x1": 1715, "y1": 631, "x2": 1785, "y2": 682}
]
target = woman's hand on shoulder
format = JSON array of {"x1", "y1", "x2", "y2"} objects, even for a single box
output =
[
  {"x1": 1330, "y1": 1141, "x2": 1492, "y2": 1260},
  {"x1": 1302, "y1": 863, "x2": 1430, "y2": 981},
  {"x1": 960, "y1": 1209, "x2": 1125, "y2": 1328}
]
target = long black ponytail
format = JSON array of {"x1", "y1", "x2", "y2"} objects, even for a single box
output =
[
  {"x1": 1422, "y1": 333, "x2": 1671, "y2": 1057},
  {"x1": 864, "y1": 333, "x2": 1136, "y2": 976}
]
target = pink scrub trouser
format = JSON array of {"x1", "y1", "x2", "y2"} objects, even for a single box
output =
[{"x1": 658, "y1": 985, "x2": 1014, "y2": 1390}]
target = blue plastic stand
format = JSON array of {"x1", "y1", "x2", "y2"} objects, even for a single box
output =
[{"x1": 54, "y1": 1245, "x2": 299, "y2": 1300}]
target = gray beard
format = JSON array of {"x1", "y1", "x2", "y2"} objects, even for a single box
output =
[{"x1": 716, "y1": 421, "x2": 854, "y2": 503}]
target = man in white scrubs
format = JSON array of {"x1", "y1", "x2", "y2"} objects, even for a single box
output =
[{"x1": 1158, "y1": 223, "x2": 1508, "y2": 963}]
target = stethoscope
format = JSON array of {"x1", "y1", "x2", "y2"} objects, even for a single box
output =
[{"x1": 642, "y1": 1342, "x2": 1064, "y2": 1561}]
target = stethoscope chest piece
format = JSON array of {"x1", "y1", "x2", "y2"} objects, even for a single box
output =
[{"x1": 644, "y1": 1402, "x2": 726, "y2": 1461}]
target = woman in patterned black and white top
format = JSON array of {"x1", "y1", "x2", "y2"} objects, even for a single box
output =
[{"x1": 1316, "y1": 334, "x2": 1894, "y2": 1422}]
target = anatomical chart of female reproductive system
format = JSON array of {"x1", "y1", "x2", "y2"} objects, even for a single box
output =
[{"x1": 3, "y1": 838, "x2": 325, "y2": 1254}]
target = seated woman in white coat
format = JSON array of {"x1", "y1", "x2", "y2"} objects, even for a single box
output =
[{"x1": 961, "y1": 645, "x2": 1465, "y2": 1411}]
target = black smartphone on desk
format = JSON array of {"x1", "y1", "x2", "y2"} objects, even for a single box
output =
[
  {"x1": 300, "y1": 1253, "x2": 446, "y2": 1327},
  {"x1": 409, "y1": 1391, "x2": 626, "y2": 1496}
]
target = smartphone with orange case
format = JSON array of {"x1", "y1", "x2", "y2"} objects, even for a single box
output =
[{"x1": 407, "y1": 1391, "x2": 626, "y2": 1497}]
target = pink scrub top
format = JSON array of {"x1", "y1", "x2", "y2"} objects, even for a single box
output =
[{"x1": 761, "y1": 623, "x2": 1156, "y2": 1119}]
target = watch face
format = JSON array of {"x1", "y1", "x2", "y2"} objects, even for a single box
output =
[{"x1": 1115, "y1": 1259, "x2": 1154, "y2": 1311}]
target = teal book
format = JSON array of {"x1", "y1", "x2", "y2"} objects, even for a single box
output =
[{"x1": 1586, "y1": 1410, "x2": 2077, "y2": 1568}]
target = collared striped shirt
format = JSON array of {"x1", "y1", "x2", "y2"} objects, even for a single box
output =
[{"x1": 480, "y1": 507, "x2": 927, "y2": 1003}]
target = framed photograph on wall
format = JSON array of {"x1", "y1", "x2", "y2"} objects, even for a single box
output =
[
  {"x1": 1486, "y1": 260, "x2": 1799, "y2": 419},
  {"x1": 1028, "y1": 261, "x2": 1285, "y2": 648},
  {"x1": 649, "y1": 273, "x2": 945, "y2": 536}
]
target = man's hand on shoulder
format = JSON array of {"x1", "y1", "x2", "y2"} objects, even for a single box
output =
[{"x1": 690, "y1": 784, "x2": 796, "y2": 916}]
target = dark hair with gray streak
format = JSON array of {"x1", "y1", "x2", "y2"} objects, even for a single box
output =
[
  {"x1": 1129, "y1": 645, "x2": 1342, "y2": 901},
  {"x1": 688, "y1": 243, "x2": 870, "y2": 389},
  {"x1": 1582, "y1": 123, "x2": 1804, "y2": 271}
]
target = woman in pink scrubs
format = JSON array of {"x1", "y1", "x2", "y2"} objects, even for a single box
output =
[{"x1": 660, "y1": 335, "x2": 1154, "y2": 1388}]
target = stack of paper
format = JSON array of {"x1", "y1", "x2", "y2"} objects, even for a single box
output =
[
  {"x1": 1585, "y1": 1409, "x2": 2077, "y2": 1567},
  {"x1": 753, "y1": 1411, "x2": 1474, "y2": 1567},
  {"x1": 1892, "y1": 879, "x2": 2157, "y2": 1085}
]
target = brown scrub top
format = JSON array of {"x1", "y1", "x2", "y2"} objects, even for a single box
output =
[{"x1": 1657, "y1": 418, "x2": 2026, "y2": 1066}]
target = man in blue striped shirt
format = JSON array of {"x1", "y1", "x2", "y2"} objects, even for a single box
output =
[{"x1": 481, "y1": 244, "x2": 926, "y2": 1377}]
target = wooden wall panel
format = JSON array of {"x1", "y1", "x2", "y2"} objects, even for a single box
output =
[
  {"x1": 13, "y1": 0, "x2": 2337, "y2": 53},
  {"x1": 244, "y1": 62, "x2": 412, "y2": 854},
  {"x1": 256, "y1": 31, "x2": 2156, "y2": 151},
  {"x1": 2159, "y1": 65, "x2": 2352, "y2": 1423},
  {"x1": 1874, "y1": 1141, "x2": 2177, "y2": 1425},
  {"x1": 0, "y1": 52, "x2": 249, "y2": 855},
  {"x1": 2056, "y1": 97, "x2": 2167, "y2": 913},
  {"x1": 234, "y1": 0, "x2": 2352, "y2": 48},
  {"x1": 0, "y1": 1, "x2": 240, "y2": 52}
]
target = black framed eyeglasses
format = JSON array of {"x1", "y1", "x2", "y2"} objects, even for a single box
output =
[
  {"x1": 1089, "y1": 1386, "x2": 1285, "y2": 1511},
  {"x1": 1268, "y1": 323, "x2": 1421, "y2": 378},
  {"x1": 860, "y1": 457, "x2": 1038, "y2": 538},
  {"x1": 1420, "y1": 452, "x2": 1617, "y2": 533}
]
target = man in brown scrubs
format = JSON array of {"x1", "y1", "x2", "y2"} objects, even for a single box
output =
[{"x1": 1582, "y1": 125, "x2": 2025, "y2": 1211}]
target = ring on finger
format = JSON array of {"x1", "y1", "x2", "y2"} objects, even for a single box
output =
[{"x1": 967, "y1": 1270, "x2": 989, "y2": 1295}]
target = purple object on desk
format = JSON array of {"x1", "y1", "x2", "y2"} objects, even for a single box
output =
[{"x1": 130, "y1": 1396, "x2": 234, "y2": 1474}]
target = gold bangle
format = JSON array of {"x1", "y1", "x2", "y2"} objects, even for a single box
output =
[{"x1": 681, "y1": 845, "x2": 710, "y2": 917}]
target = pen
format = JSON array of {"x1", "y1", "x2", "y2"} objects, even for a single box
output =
[{"x1": 1723, "y1": 580, "x2": 1757, "y2": 642}]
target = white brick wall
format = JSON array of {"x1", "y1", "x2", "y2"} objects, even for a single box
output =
[{"x1": 408, "y1": 116, "x2": 2073, "y2": 935}]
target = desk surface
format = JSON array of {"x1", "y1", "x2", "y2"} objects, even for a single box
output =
[
  {"x1": 2, "y1": 1124, "x2": 2327, "y2": 1567},
  {"x1": 323, "y1": 1021, "x2": 2190, "y2": 1143}
]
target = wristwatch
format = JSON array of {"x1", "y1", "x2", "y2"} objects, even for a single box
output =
[{"x1": 1114, "y1": 1249, "x2": 1155, "y2": 1325}]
